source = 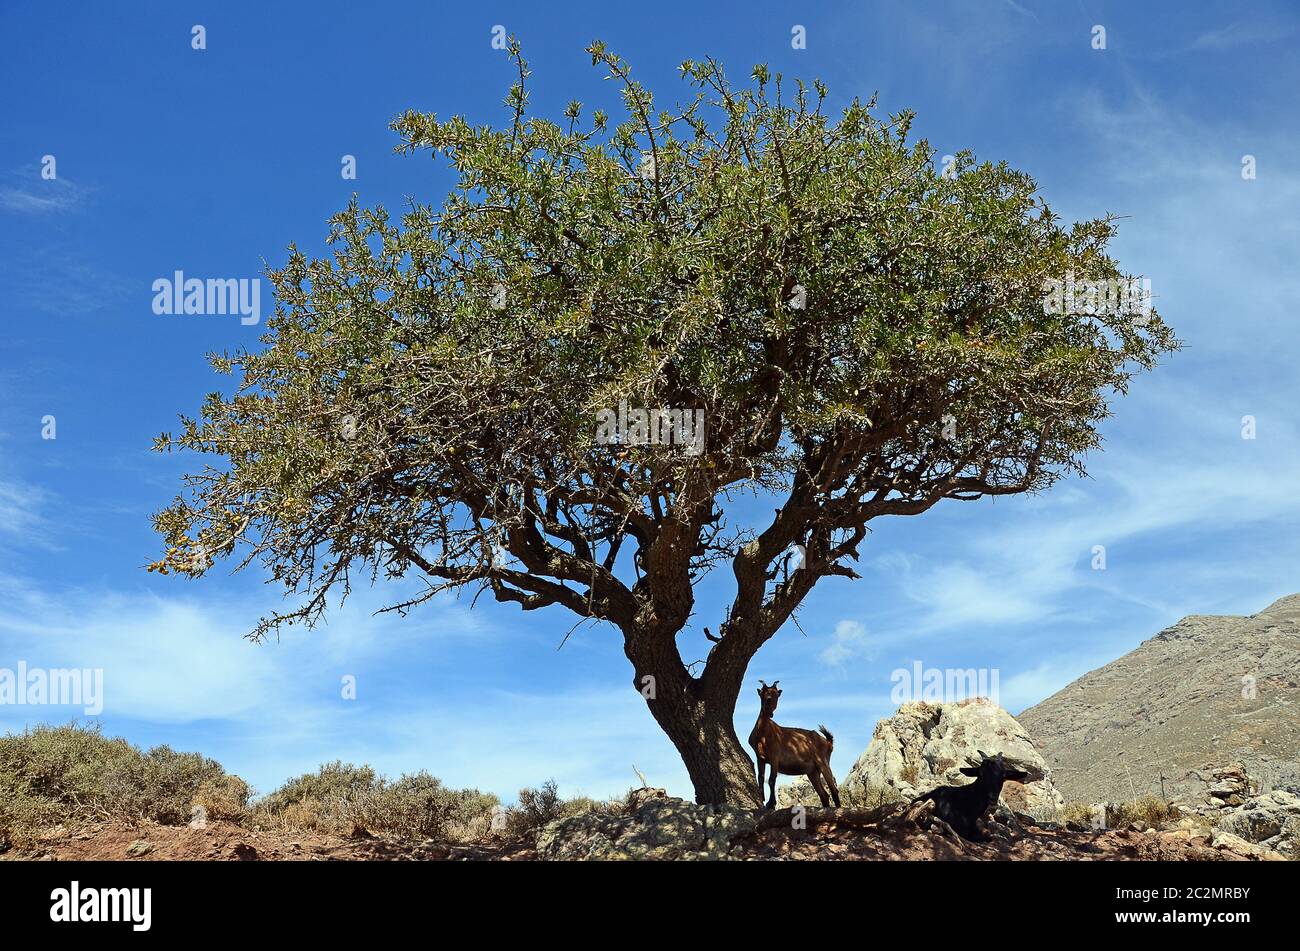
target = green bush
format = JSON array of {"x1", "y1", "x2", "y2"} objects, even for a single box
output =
[{"x1": 0, "y1": 723, "x2": 237, "y2": 850}]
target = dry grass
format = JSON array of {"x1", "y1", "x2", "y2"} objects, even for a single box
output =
[
  {"x1": 1108, "y1": 795, "x2": 1177, "y2": 830},
  {"x1": 780, "y1": 777, "x2": 903, "y2": 810},
  {"x1": 1062, "y1": 801, "x2": 1101, "y2": 828},
  {"x1": 1061, "y1": 797, "x2": 1184, "y2": 831},
  {"x1": 1058, "y1": 795, "x2": 1180, "y2": 831}
]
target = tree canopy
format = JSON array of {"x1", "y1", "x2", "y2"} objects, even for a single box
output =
[{"x1": 152, "y1": 41, "x2": 1176, "y2": 804}]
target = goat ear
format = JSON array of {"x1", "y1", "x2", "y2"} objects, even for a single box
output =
[
  {"x1": 959, "y1": 766, "x2": 981, "y2": 777},
  {"x1": 1006, "y1": 770, "x2": 1029, "y2": 782}
]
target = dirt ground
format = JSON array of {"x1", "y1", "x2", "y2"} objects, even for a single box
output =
[{"x1": 4, "y1": 816, "x2": 1273, "y2": 861}]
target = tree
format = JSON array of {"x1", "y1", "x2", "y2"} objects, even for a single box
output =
[{"x1": 151, "y1": 42, "x2": 1177, "y2": 806}]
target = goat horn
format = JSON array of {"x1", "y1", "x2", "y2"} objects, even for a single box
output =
[
  {"x1": 771, "y1": 680, "x2": 780, "y2": 687},
  {"x1": 758, "y1": 679, "x2": 768, "y2": 688}
]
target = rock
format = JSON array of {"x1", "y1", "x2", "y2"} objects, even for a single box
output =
[
  {"x1": 1217, "y1": 789, "x2": 1300, "y2": 844},
  {"x1": 1206, "y1": 764, "x2": 1253, "y2": 807},
  {"x1": 537, "y1": 787, "x2": 756, "y2": 860},
  {"x1": 842, "y1": 698, "x2": 1064, "y2": 818},
  {"x1": 125, "y1": 840, "x2": 153, "y2": 857},
  {"x1": 1210, "y1": 829, "x2": 1286, "y2": 861}
]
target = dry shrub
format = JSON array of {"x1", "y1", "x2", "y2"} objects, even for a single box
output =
[
  {"x1": 502, "y1": 780, "x2": 607, "y2": 840},
  {"x1": 0, "y1": 723, "x2": 239, "y2": 850},
  {"x1": 192, "y1": 775, "x2": 252, "y2": 822},
  {"x1": 253, "y1": 762, "x2": 499, "y2": 841},
  {"x1": 841, "y1": 781, "x2": 904, "y2": 810},
  {"x1": 504, "y1": 780, "x2": 567, "y2": 839}
]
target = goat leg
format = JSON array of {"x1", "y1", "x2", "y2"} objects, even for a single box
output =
[
  {"x1": 808, "y1": 771, "x2": 831, "y2": 808},
  {"x1": 929, "y1": 817, "x2": 969, "y2": 853}
]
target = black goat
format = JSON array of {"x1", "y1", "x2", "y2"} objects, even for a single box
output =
[{"x1": 911, "y1": 751, "x2": 1028, "y2": 842}]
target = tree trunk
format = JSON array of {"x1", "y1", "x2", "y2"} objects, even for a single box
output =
[
  {"x1": 644, "y1": 680, "x2": 761, "y2": 807},
  {"x1": 671, "y1": 711, "x2": 761, "y2": 807},
  {"x1": 625, "y1": 622, "x2": 762, "y2": 807}
]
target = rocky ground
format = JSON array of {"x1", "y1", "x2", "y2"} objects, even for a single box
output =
[
  {"x1": 10, "y1": 788, "x2": 1286, "y2": 862},
  {"x1": 12, "y1": 819, "x2": 534, "y2": 861}
]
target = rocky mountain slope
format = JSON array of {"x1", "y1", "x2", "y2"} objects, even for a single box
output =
[{"x1": 1018, "y1": 593, "x2": 1300, "y2": 805}]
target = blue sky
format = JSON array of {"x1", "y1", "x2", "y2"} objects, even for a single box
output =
[{"x1": 2, "y1": 0, "x2": 1298, "y2": 802}]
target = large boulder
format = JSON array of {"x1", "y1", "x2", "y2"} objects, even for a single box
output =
[
  {"x1": 536, "y1": 788, "x2": 756, "y2": 860},
  {"x1": 1217, "y1": 789, "x2": 1300, "y2": 851},
  {"x1": 843, "y1": 698, "x2": 1064, "y2": 818}
]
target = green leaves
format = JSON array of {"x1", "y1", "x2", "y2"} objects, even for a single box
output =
[{"x1": 154, "y1": 43, "x2": 1177, "y2": 643}]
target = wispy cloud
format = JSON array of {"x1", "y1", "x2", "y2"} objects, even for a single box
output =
[
  {"x1": 1002, "y1": 0, "x2": 1039, "y2": 22},
  {"x1": 0, "y1": 254, "x2": 134, "y2": 315},
  {"x1": 1184, "y1": 19, "x2": 1297, "y2": 52},
  {"x1": 0, "y1": 173, "x2": 88, "y2": 215},
  {"x1": 0, "y1": 479, "x2": 46, "y2": 540}
]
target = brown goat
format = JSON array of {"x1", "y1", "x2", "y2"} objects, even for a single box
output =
[{"x1": 748, "y1": 680, "x2": 840, "y2": 809}]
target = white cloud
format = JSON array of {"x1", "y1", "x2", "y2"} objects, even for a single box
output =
[{"x1": 819, "y1": 619, "x2": 868, "y2": 666}]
